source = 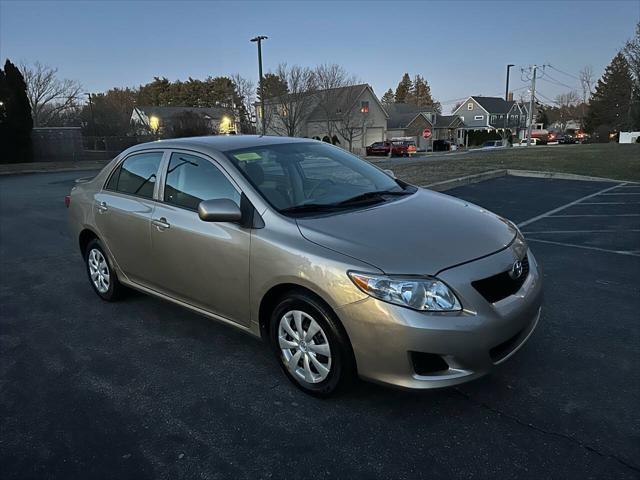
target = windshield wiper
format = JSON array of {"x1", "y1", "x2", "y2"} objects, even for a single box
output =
[
  {"x1": 336, "y1": 189, "x2": 411, "y2": 206},
  {"x1": 279, "y1": 203, "x2": 343, "y2": 214}
]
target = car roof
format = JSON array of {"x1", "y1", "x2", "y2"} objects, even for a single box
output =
[{"x1": 123, "y1": 135, "x2": 316, "y2": 156}]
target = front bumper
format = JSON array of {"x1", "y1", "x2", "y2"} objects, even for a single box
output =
[{"x1": 337, "y1": 247, "x2": 543, "y2": 389}]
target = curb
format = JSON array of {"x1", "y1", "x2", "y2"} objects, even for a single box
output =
[
  {"x1": 0, "y1": 162, "x2": 109, "y2": 176},
  {"x1": 423, "y1": 169, "x2": 639, "y2": 191},
  {"x1": 506, "y1": 169, "x2": 640, "y2": 184},
  {"x1": 422, "y1": 170, "x2": 507, "y2": 191}
]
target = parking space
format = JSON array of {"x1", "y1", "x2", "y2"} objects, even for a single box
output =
[{"x1": 1, "y1": 172, "x2": 639, "y2": 479}]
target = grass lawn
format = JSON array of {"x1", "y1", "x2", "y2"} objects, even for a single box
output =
[{"x1": 372, "y1": 143, "x2": 640, "y2": 186}]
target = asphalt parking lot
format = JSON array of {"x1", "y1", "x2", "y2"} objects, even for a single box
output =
[{"x1": 1, "y1": 171, "x2": 639, "y2": 479}]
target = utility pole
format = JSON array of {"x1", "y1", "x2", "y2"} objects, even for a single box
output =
[
  {"x1": 250, "y1": 35, "x2": 268, "y2": 135},
  {"x1": 526, "y1": 65, "x2": 541, "y2": 147}
]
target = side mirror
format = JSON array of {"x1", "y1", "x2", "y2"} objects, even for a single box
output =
[
  {"x1": 198, "y1": 198, "x2": 242, "y2": 223},
  {"x1": 384, "y1": 169, "x2": 396, "y2": 178}
]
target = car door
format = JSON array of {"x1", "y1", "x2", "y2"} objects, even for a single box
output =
[
  {"x1": 94, "y1": 150, "x2": 164, "y2": 285},
  {"x1": 149, "y1": 151, "x2": 251, "y2": 326}
]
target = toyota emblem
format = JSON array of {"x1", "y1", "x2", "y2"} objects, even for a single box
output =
[{"x1": 510, "y1": 260, "x2": 523, "y2": 279}]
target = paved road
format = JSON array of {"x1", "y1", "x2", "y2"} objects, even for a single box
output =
[{"x1": 1, "y1": 172, "x2": 638, "y2": 479}]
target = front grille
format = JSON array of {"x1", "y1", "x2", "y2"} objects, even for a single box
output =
[{"x1": 472, "y1": 255, "x2": 529, "y2": 304}]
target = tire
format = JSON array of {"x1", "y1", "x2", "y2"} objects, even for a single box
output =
[
  {"x1": 84, "y1": 238, "x2": 123, "y2": 301},
  {"x1": 269, "y1": 292, "x2": 355, "y2": 397}
]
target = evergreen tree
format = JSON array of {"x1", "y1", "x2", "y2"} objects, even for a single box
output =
[
  {"x1": 262, "y1": 73, "x2": 289, "y2": 100},
  {"x1": 586, "y1": 53, "x2": 634, "y2": 134},
  {"x1": 380, "y1": 88, "x2": 395, "y2": 104},
  {"x1": 394, "y1": 73, "x2": 413, "y2": 103},
  {"x1": 0, "y1": 59, "x2": 33, "y2": 163},
  {"x1": 411, "y1": 75, "x2": 441, "y2": 112},
  {"x1": 623, "y1": 21, "x2": 640, "y2": 129}
]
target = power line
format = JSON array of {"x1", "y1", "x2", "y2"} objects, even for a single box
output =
[
  {"x1": 547, "y1": 64, "x2": 581, "y2": 81},
  {"x1": 541, "y1": 72, "x2": 579, "y2": 90}
]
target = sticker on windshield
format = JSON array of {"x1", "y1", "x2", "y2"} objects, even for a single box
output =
[{"x1": 234, "y1": 152, "x2": 262, "y2": 161}]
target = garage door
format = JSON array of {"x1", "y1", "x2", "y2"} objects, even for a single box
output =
[{"x1": 365, "y1": 127, "x2": 384, "y2": 147}]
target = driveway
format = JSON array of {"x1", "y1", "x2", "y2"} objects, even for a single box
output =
[{"x1": 1, "y1": 172, "x2": 638, "y2": 479}]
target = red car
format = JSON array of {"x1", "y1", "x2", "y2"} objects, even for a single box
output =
[{"x1": 366, "y1": 141, "x2": 416, "y2": 157}]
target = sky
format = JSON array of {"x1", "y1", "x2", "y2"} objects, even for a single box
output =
[{"x1": 1, "y1": 0, "x2": 638, "y2": 113}]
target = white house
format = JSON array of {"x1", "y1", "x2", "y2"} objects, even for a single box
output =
[{"x1": 261, "y1": 84, "x2": 388, "y2": 154}]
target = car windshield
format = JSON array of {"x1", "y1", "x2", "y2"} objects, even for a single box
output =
[{"x1": 225, "y1": 142, "x2": 409, "y2": 214}]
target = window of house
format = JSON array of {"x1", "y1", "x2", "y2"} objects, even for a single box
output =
[
  {"x1": 107, "y1": 151, "x2": 163, "y2": 199},
  {"x1": 360, "y1": 101, "x2": 369, "y2": 113},
  {"x1": 164, "y1": 153, "x2": 240, "y2": 210},
  {"x1": 467, "y1": 103, "x2": 474, "y2": 110},
  {"x1": 474, "y1": 115, "x2": 484, "y2": 120}
]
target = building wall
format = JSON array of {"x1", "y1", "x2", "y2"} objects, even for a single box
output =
[
  {"x1": 31, "y1": 127, "x2": 84, "y2": 162},
  {"x1": 452, "y1": 98, "x2": 490, "y2": 129}
]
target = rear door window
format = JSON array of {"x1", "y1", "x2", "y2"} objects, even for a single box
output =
[{"x1": 107, "y1": 151, "x2": 163, "y2": 199}]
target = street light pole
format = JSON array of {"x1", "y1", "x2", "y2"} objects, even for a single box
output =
[
  {"x1": 505, "y1": 64, "x2": 514, "y2": 101},
  {"x1": 250, "y1": 35, "x2": 268, "y2": 135},
  {"x1": 503, "y1": 64, "x2": 514, "y2": 143}
]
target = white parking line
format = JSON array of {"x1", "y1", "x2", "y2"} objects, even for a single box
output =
[
  {"x1": 598, "y1": 192, "x2": 640, "y2": 196},
  {"x1": 526, "y1": 238, "x2": 640, "y2": 257},
  {"x1": 579, "y1": 202, "x2": 640, "y2": 205},
  {"x1": 517, "y1": 183, "x2": 626, "y2": 228},
  {"x1": 523, "y1": 229, "x2": 640, "y2": 234}
]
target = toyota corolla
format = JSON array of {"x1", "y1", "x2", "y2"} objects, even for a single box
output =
[{"x1": 68, "y1": 136, "x2": 542, "y2": 396}]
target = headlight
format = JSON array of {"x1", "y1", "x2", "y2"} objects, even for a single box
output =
[{"x1": 348, "y1": 272, "x2": 462, "y2": 312}]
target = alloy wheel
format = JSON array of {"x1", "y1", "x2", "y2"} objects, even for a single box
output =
[
  {"x1": 278, "y1": 310, "x2": 332, "y2": 384},
  {"x1": 88, "y1": 248, "x2": 110, "y2": 293}
]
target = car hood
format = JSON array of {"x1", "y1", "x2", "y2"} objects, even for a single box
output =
[{"x1": 296, "y1": 188, "x2": 517, "y2": 275}]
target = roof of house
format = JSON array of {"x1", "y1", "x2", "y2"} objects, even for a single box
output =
[
  {"x1": 472, "y1": 96, "x2": 514, "y2": 114},
  {"x1": 134, "y1": 105, "x2": 232, "y2": 119},
  {"x1": 306, "y1": 84, "x2": 371, "y2": 121},
  {"x1": 435, "y1": 114, "x2": 460, "y2": 127},
  {"x1": 386, "y1": 103, "x2": 437, "y2": 129}
]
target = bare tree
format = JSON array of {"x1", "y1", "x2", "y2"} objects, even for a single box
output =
[
  {"x1": 268, "y1": 64, "x2": 317, "y2": 137},
  {"x1": 579, "y1": 66, "x2": 595, "y2": 104},
  {"x1": 334, "y1": 93, "x2": 373, "y2": 153},
  {"x1": 231, "y1": 73, "x2": 256, "y2": 133},
  {"x1": 314, "y1": 64, "x2": 358, "y2": 139},
  {"x1": 554, "y1": 90, "x2": 580, "y2": 131},
  {"x1": 19, "y1": 62, "x2": 82, "y2": 127}
]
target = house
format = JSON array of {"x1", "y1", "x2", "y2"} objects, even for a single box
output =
[
  {"x1": 262, "y1": 84, "x2": 388, "y2": 154},
  {"x1": 451, "y1": 96, "x2": 530, "y2": 145},
  {"x1": 131, "y1": 106, "x2": 238, "y2": 136},
  {"x1": 385, "y1": 104, "x2": 463, "y2": 149}
]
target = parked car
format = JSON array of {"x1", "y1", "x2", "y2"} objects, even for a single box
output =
[
  {"x1": 68, "y1": 136, "x2": 542, "y2": 396},
  {"x1": 479, "y1": 140, "x2": 509, "y2": 149},
  {"x1": 514, "y1": 138, "x2": 540, "y2": 146},
  {"x1": 433, "y1": 140, "x2": 453, "y2": 152},
  {"x1": 366, "y1": 140, "x2": 416, "y2": 157}
]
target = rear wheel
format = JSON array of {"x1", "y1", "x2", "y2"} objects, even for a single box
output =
[
  {"x1": 270, "y1": 292, "x2": 355, "y2": 397},
  {"x1": 85, "y1": 239, "x2": 123, "y2": 301}
]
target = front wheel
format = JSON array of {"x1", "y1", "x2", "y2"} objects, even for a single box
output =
[{"x1": 270, "y1": 292, "x2": 355, "y2": 397}]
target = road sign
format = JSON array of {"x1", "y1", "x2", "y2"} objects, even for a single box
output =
[{"x1": 422, "y1": 128, "x2": 432, "y2": 139}]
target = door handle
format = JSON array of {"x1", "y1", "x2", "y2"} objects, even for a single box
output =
[
  {"x1": 152, "y1": 217, "x2": 170, "y2": 230},
  {"x1": 96, "y1": 201, "x2": 108, "y2": 213}
]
